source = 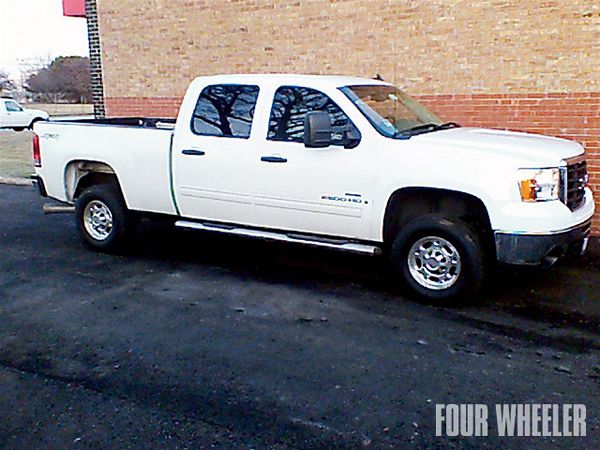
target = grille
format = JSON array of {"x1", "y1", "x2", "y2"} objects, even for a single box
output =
[{"x1": 562, "y1": 160, "x2": 587, "y2": 211}]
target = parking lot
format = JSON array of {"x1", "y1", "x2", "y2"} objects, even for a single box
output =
[{"x1": 0, "y1": 183, "x2": 598, "y2": 448}]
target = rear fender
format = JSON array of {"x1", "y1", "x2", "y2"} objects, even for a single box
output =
[{"x1": 64, "y1": 160, "x2": 117, "y2": 202}]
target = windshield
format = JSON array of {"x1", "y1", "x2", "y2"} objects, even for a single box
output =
[{"x1": 340, "y1": 85, "x2": 454, "y2": 138}]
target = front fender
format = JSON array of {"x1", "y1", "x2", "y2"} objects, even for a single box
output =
[{"x1": 373, "y1": 183, "x2": 497, "y2": 242}]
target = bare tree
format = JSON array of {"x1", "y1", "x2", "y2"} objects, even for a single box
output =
[{"x1": 0, "y1": 70, "x2": 15, "y2": 96}]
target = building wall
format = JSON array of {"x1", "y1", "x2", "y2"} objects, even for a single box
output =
[
  {"x1": 86, "y1": 0, "x2": 106, "y2": 117},
  {"x1": 95, "y1": 0, "x2": 600, "y2": 233}
]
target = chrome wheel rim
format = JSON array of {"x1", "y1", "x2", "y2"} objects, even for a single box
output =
[
  {"x1": 83, "y1": 200, "x2": 113, "y2": 241},
  {"x1": 408, "y1": 236, "x2": 461, "y2": 290}
]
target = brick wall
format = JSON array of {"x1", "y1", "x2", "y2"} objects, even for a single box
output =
[{"x1": 95, "y1": 0, "x2": 600, "y2": 232}]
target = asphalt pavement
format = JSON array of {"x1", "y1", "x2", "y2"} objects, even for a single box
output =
[{"x1": 0, "y1": 184, "x2": 598, "y2": 449}]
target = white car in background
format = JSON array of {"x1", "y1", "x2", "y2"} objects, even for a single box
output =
[{"x1": 0, "y1": 97, "x2": 49, "y2": 131}]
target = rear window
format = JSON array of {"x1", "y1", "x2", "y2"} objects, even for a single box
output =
[{"x1": 191, "y1": 84, "x2": 259, "y2": 139}]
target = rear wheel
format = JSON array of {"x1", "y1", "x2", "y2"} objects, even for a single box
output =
[
  {"x1": 75, "y1": 184, "x2": 132, "y2": 252},
  {"x1": 13, "y1": 127, "x2": 24, "y2": 132},
  {"x1": 390, "y1": 215, "x2": 487, "y2": 303}
]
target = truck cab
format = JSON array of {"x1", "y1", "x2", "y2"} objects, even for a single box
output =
[{"x1": 0, "y1": 98, "x2": 49, "y2": 131}]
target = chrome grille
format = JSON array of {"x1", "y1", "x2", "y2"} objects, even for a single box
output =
[{"x1": 561, "y1": 159, "x2": 587, "y2": 211}]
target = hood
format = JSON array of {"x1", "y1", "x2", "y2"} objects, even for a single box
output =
[{"x1": 413, "y1": 127, "x2": 584, "y2": 166}]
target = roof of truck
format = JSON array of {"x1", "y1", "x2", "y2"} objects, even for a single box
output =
[{"x1": 191, "y1": 74, "x2": 391, "y2": 89}]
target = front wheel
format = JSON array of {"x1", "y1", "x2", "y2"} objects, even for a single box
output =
[
  {"x1": 390, "y1": 215, "x2": 487, "y2": 304},
  {"x1": 75, "y1": 184, "x2": 132, "y2": 252}
]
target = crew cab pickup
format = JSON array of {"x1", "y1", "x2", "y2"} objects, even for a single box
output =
[
  {"x1": 0, "y1": 98, "x2": 48, "y2": 131},
  {"x1": 32, "y1": 74, "x2": 595, "y2": 302}
]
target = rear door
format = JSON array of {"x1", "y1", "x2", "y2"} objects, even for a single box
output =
[{"x1": 172, "y1": 83, "x2": 261, "y2": 225}]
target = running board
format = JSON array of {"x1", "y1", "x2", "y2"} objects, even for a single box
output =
[{"x1": 175, "y1": 220, "x2": 382, "y2": 256}]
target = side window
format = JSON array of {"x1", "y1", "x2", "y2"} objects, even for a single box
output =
[
  {"x1": 268, "y1": 86, "x2": 356, "y2": 145},
  {"x1": 191, "y1": 84, "x2": 259, "y2": 138},
  {"x1": 5, "y1": 101, "x2": 23, "y2": 112}
]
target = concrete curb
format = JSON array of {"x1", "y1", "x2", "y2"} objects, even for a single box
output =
[{"x1": 0, "y1": 176, "x2": 32, "y2": 186}]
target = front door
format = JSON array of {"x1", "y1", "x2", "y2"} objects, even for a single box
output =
[
  {"x1": 253, "y1": 86, "x2": 374, "y2": 239},
  {"x1": 172, "y1": 83, "x2": 261, "y2": 225},
  {"x1": 3, "y1": 100, "x2": 26, "y2": 127}
]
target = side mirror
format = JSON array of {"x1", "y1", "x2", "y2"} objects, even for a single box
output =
[
  {"x1": 343, "y1": 127, "x2": 361, "y2": 149},
  {"x1": 304, "y1": 112, "x2": 332, "y2": 148}
]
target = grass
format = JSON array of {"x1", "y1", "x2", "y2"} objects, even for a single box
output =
[
  {"x1": 0, "y1": 130, "x2": 35, "y2": 179},
  {"x1": 0, "y1": 104, "x2": 93, "y2": 180}
]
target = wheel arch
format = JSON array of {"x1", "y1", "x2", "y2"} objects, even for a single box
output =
[
  {"x1": 28, "y1": 116, "x2": 46, "y2": 129},
  {"x1": 64, "y1": 160, "x2": 124, "y2": 203},
  {"x1": 382, "y1": 187, "x2": 494, "y2": 251}
]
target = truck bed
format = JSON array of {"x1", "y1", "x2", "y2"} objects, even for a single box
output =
[{"x1": 34, "y1": 118, "x2": 178, "y2": 215}]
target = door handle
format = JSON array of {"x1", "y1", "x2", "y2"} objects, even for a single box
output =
[
  {"x1": 261, "y1": 156, "x2": 287, "y2": 163},
  {"x1": 182, "y1": 149, "x2": 205, "y2": 156}
]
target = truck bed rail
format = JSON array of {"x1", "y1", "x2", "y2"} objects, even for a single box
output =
[{"x1": 47, "y1": 117, "x2": 176, "y2": 130}]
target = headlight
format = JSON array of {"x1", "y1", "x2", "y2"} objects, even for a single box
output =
[{"x1": 518, "y1": 168, "x2": 560, "y2": 202}]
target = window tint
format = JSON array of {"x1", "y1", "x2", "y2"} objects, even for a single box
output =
[
  {"x1": 268, "y1": 86, "x2": 355, "y2": 145},
  {"x1": 5, "y1": 101, "x2": 23, "y2": 112},
  {"x1": 191, "y1": 84, "x2": 259, "y2": 138}
]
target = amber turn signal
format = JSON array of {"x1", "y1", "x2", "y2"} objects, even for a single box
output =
[{"x1": 519, "y1": 179, "x2": 538, "y2": 202}]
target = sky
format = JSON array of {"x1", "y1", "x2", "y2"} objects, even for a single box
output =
[{"x1": 0, "y1": 0, "x2": 89, "y2": 79}]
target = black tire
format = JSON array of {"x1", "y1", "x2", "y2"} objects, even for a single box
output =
[
  {"x1": 13, "y1": 127, "x2": 24, "y2": 132},
  {"x1": 390, "y1": 215, "x2": 487, "y2": 304},
  {"x1": 75, "y1": 184, "x2": 132, "y2": 252}
]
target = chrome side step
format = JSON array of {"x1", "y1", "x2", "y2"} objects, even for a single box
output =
[{"x1": 175, "y1": 220, "x2": 382, "y2": 255}]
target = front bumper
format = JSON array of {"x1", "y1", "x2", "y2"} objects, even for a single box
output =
[{"x1": 495, "y1": 219, "x2": 591, "y2": 265}]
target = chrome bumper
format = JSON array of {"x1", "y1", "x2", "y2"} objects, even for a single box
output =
[{"x1": 494, "y1": 219, "x2": 592, "y2": 265}]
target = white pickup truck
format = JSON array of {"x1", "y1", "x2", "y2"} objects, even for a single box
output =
[
  {"x1": 32, "y1": 74, "x2": 594, "y2": 302},
  {"x1": 0, "y1": 98, "x2": 49, "y2": 131}
]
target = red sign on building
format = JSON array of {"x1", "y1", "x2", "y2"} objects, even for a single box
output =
[{"x1": 62, "y1": 0, "x2": 86, "y2": 17}]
